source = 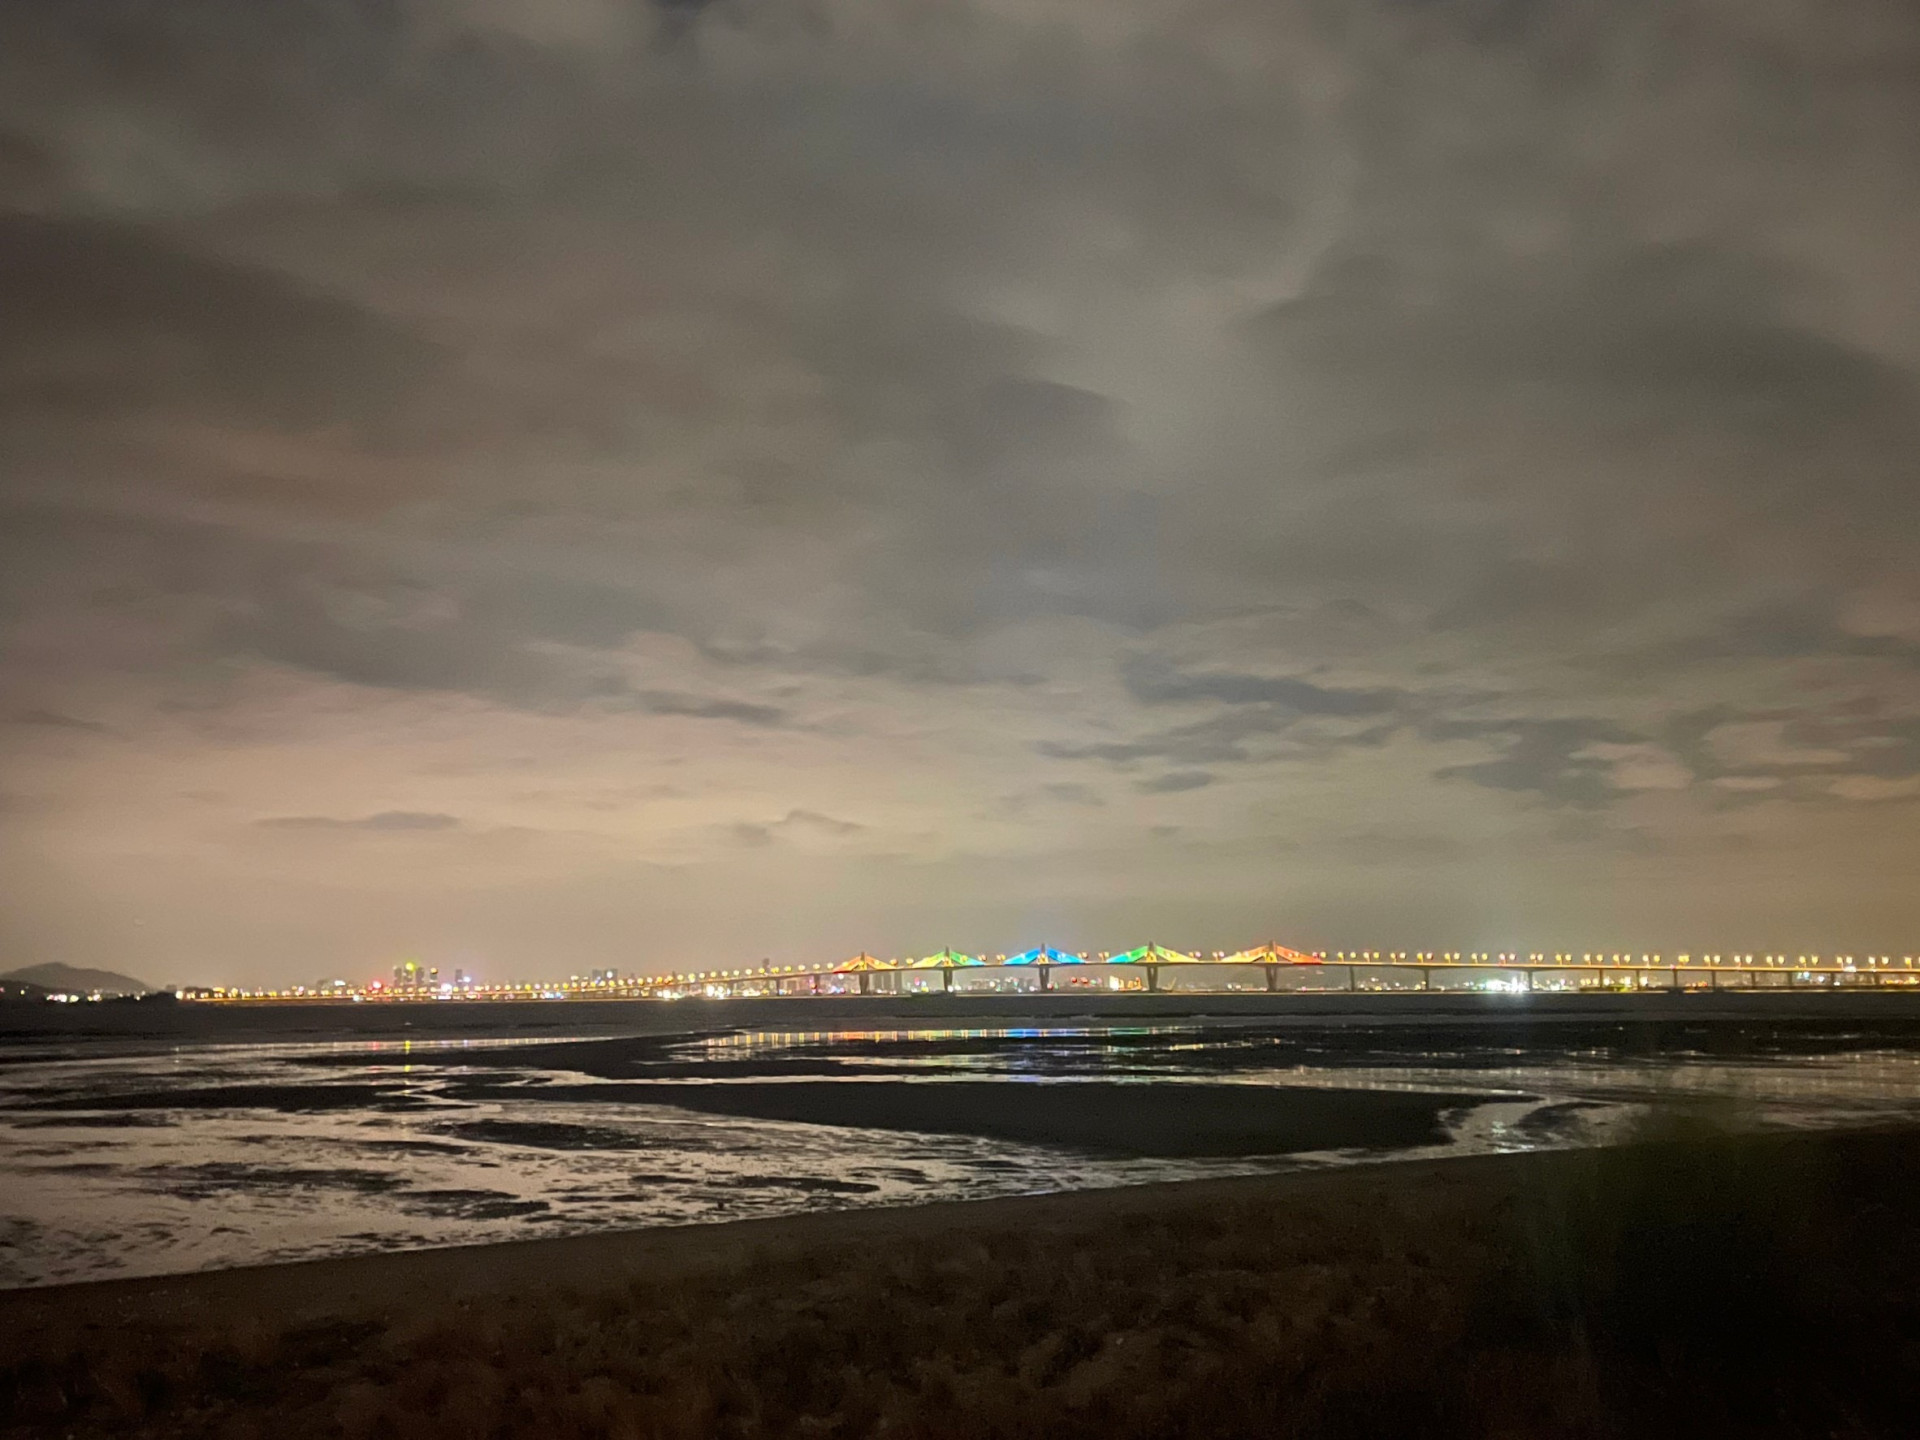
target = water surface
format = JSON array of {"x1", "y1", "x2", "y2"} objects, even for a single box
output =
[{"x1": 5, "y1": 1017, "x2": 1918, "y2": 1288}]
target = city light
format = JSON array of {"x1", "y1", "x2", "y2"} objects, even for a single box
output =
[{"x1": 167, "y1": 946, "x2": 1920, "y2": 1003}]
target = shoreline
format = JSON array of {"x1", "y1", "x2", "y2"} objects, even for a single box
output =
[
  {"x1": 0, "y1": 1121, "x2": 1904, "y2": 1319},
  {"x1": 8, "y1": 987, "x2": 1920, "y2": 1046},
  {"x1": 6, "y1": 1126, "x2": 1917, "y2": 1437},
  {"x1": 0, "y1": 1145, "x2": 1530, "y2": 1320},
  {"x1": 14, "y1": 1013, "x2": 1918, "y2": 1298}
]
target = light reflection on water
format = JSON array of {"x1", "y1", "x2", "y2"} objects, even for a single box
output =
[
  {"x1": 3, "y1": 1022, "x2": 1918, "y2": 1289},
  {"x1": 698, "y1": 1027, "x2": 1920, "y2": 1113}
]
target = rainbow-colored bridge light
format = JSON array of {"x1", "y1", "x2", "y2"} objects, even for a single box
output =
[{"x1": 1003, "y1": 946, "x2": 1087, "y2": 966}]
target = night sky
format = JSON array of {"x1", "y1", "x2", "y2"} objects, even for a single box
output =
[{"x1": 3, "y1": 1, "x2": 1918, "y2": 986}]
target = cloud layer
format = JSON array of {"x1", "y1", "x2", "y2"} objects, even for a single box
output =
[{"x1": 3, "y1": 0, "x2": 1918, "y2": 982}]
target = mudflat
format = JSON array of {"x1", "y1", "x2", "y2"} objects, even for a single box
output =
[
  {"x1": 30, "y1": 1079, "x2": 1491, "y2": 1157},
  {"x1": 481, "y1": 1080, "x2": 1497, "y2": 1156},
  {"x1": 4, "y1": 1126, "x2": 1917, "y2": 1438}
]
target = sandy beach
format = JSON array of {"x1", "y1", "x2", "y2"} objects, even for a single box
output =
[{"x1": 5, "y1": 1124, "x2": 1917, "y2": 1438}]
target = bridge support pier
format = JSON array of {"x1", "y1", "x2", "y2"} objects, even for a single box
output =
[
  {"x1": 1264, "y1": 964, "x2": 1278, "y2": 992},
  {"x1": 942, "y1": 968, "x2": 952, "y2": 993},
  {"x1": 1038, "y1": 965, "x2": 1050, "y2": 993},
  {"x1": 859, "y1": 972, "x2": 871, "y2": 996},
  {"x1": 1145, "y1": 964, "x2": 1159, "y2": 993},
  {"x1": 1348, "y1": 966, "x2": 1357, "y2": 992},
  {"x1": 1420, "y1": 968, "x2": 1431, "y2": 992}
]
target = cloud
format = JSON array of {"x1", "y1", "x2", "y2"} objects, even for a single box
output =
[
  {"x1": 6, "y1": 0, "x2": 1920, "y2": 978},
  {"x1": 1039, "y1": 699, "x2": 1398, "y2": 769},
  {"x1": 9, "y1": 709, "x2": 106, "y2": 732},
  {"x1": 1039, "y1": 782, "x2": 1105, "y2": 807},
  {"x1": 0, "y1": 213, "x2": 439, "y2": 432},
  {"x1": 1122, "y1": 659, "x2": 1400, "y2": 716},
  {"x1": 258, "y1": 812, "x2": 462, "y2": 832},
  {"x1": 781, "y1": 809, "x2": 863, "y2": 835},
  {"x1": 727, "y1": 809, "x2": 866, "y2": 847},
  {"x1": 1136, "y1": 769, "x2": 1215, "y2": 794},
  {"x1": 1828, "y1": 776, "x2": 1920, "y2": 803},
  {"x1": 1433, "y1": 721, "x2": 1648, "y2": 809},
  {"x1": 1707, "y1": 721, "x2": 1850, "y2": 772},
  {"x1": 632, "y1": 690, "x2": 789, "y2": 727},
  {"x1": 1576, "y1": 742, "x2": 1693, "y2": 794}
]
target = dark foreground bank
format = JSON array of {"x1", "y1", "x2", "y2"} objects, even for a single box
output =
[{"x1": 5, "y1": 1127, "x2": 1918, "y2": 1439}]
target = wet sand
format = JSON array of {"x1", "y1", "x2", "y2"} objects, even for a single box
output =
[
  {"x1": 4, "y1": 1126, "x2": 1917, "y2": 1438},
  {"x1": 461, "y1": 1080, "x2": 1498, "y2": 1157},
  {"x1": 25, "y1": 1076, "x2": 1493, "y2": 1158}
]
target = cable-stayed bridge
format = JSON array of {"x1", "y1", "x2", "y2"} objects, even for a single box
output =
[
  {"x1": 182, "y1": 946, "x2": 1920, "y2": 1003},
  {"x1": 630, "y1": 946, "x2": 1919, "y2": 999}
]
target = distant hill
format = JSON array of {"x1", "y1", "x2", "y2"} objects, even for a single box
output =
[{"x1": 0, "y1": 963, "x2": 154, "y2": 996}]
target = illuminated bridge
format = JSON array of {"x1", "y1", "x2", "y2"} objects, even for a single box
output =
[
  {"x1": 186, "y1": 946, "x2": 1920, "y2": 1003},
  {"x1": 632, "y1": 946, "x2": 1920, "y2": 1000}
]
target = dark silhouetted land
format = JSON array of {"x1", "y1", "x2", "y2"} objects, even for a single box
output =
[{"x1": 0, "y1": 964, "x2": 152, "y2": 999}]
